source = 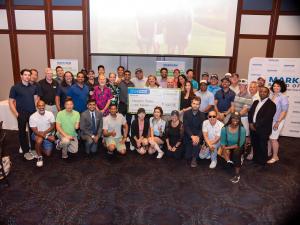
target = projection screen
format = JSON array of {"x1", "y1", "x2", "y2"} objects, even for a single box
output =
[{"x1": 89, "y1": 0, "x2": 238, "y2": 57}]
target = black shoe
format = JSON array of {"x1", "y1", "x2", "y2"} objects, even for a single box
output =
[
  {"x1": 230, "y1": 175, "x2": 240, "y2": 183},
  {"x1": 190, "y1": 157, "x2": 197, "y2": 168}
]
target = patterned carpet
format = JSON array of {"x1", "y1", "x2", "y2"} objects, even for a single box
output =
[{"x1": 0, "y1": 130, "x2": 299, "y2": 225}]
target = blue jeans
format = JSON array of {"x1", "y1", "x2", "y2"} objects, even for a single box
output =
[{"x1": 83, "y1": 137, "x2": 98, "y2": 154}]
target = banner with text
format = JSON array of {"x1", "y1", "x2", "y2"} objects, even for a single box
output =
[
  {"x1": 50, "y1": 59, "x2": 78, "y2": 77},
  {"x1": 156, "y1": 61, "x2": 185, "y2": 76},
  {"x1": 248, "y1": 57, "x2": 300, "y2": 138},
  {"x1": 128, "y1": 88, "x2": 181, "y2": 114}
]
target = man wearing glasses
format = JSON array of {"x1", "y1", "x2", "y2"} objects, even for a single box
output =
[{"x1": 200, "y1": 110, "x2": 224, "y2": 169}]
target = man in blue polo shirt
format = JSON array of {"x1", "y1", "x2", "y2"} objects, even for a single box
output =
[
  {"x1": 9, "y1": 69, "x2": 38, "y2": 156},
  {"x1": 67, "y1": 72, "x2": 89, "y2": 113},
  {"x1": 214, "y1": 77, "x2": 236, "y2": 122}
]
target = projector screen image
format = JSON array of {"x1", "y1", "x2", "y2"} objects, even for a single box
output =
[{"x1": 90, "y1": 0, "x2": 238, "y2": 56}]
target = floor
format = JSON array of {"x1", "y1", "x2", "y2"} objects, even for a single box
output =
[{"x1": 0, "y1": 130, "x2": 299, "y2": 225}]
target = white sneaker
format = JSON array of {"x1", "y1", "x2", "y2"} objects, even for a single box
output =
[
  {"x1": 130, "y1": 143, "x2": 135, "y2": 151},
  {"x1": 19, "y1": 147, "x2": 23, "y2": 154},
  {"x1": 156, "y1": 151, "x2": 164, "y2": 159},
  {"x1": 36, "y1": 156, "x2": 43, "y2": 167},
  {"x1": 209, "y1": 160, "x2": 217, "y2": 169}
]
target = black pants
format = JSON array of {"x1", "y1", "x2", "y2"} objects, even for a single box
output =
[
  {"x1": 118, "y1": 102, "x2": 132, "y2": 137},
  {"x1": 17, "y1": 111, "x2": 34, "y2": 153},
  {"x1": 251, "y1": 131, "x2": 269, "y2": 165}
]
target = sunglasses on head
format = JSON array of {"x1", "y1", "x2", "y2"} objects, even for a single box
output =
[{"x1": 208, "y1": 115, "x2": 216, "y2": 118}]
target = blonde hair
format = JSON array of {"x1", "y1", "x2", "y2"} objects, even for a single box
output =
[{"x1": 146, "y1": 75, "x2": 159, "y2": 87}]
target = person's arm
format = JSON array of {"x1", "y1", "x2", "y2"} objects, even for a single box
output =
[
  {"x1": 183, "y1": 112, "x2": 193, "y2": 138},
  {"x1": 103, "y1": 129, "x2": 113, "y2": 137},
  {"x1": 56, "y1": 122, "x2": 72, "y2": 139},
  {"x1": 8, "y1": 98, "x2": 18, "y2": 118},
  {"x1": 102, "y1": 98, "x2": 111, "y2": 113},
  {"x1": 31, "y1": 127, "x2": 44, "y2": 138},
  {"x1": 214, "y1": 99, "x2": 219, "y2": 114},
  {"x1": 96, "y1": 112, "x2": 103, "y2": 138},
  {"x1": 55, "y1": 96, "x2": 61, "y2": 112},
  {"x1": 120, "y1": 122, "x2": 128, "y2": 144}
]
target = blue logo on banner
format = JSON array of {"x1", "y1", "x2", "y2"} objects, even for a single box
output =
[
  {"x1": 269, "y1": 76, "x2": 299, "y2": 84},
  {"x1": 128, "y1": 88, "x2": 150, "y2": 94}
]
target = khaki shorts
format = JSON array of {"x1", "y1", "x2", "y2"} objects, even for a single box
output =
[{"x1": 105, "y1": 137, "x2": 126, "y2": 152}]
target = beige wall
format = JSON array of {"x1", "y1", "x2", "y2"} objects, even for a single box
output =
[
  {"x1": 0, "y1": 34, "x2": 14, "y2": 100},
  {"x1": 274, "y1": 40, "x2": 300, "y2": 58},
  {"x1": 17, "y1": 34, "x2": 48, "y2": 79},
  {"x1": 236, "y1": 39, "x2": 268, "y2": 78},
  {"x1": 54, "y1": 35, "x2": 84, "y2": 71}
]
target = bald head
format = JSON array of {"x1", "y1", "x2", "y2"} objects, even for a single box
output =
[{"x1": 45, "y1": 68, "x2": 53, "y2": 80}]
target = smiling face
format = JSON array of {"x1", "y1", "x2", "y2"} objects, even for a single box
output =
[
  {"x1": 153, "y1": 109, "x2": 161, "y2": 119},
  {"x1": 87, "y1": 101, "x2": 96, "y2": 112},
  {"x1": 259, "y1": 87, "x2": 270, "y2": 100},
  {"x1": 109, "y1": 73, "x2": 116, "y2": 83},
  {"x1": 273, "y1": 83, "x2": 281, "y2": 93},
  {"x1": 98, "y1": 75, "x2": 107, "y2": 87},
  {"x1": 208, "y1": 111, "x2": 217, "y2": 125},
  {"x1": 36, "y1": 100, "x2": 45, "y2": 115}
]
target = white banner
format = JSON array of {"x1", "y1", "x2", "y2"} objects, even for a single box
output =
[
  {"x1": 248, "y1": 57, "x2": 300, "y2": 138},
  {"x1": 128, "y1": 88, "x2": 181, "y2": 114},
  {"x1": 50, "y1": 59, "x2": 78, "y2": 77},
  {"x1": 156, "y1": 61, "x2": 185, "y2": 76}
]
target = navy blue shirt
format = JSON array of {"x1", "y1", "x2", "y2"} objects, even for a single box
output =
[
  {"x1": 9, "y1": 82, "x2": 37, "y2": 113},
  {"x1": 215, "y1": 88, "x2": 236, "y2": 112},
  {"x1": 183, "y1": 109, "x2": 206, "y2": 139},
  {"x1": 67, "y1": 83, "x2": 89, "y2": 113},
  {"x1": 56, "y1": 84, "x2": 71, "y2": 109}
]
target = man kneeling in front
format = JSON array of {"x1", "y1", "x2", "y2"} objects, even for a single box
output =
[
  {"x1": 29, "y1": 100, "x2": 55, "y2": 167},
  {"x1": 103, "y1": 104, "x2": 128, "y2": 156},
  {"x1": 56, "y1": 97, "x2": 80, "y2": 159}
]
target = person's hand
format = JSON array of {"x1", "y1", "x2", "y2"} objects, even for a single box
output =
[
  {"x1": 136, "y1": 139, "x2": 141, "y2": 148},
  {"x1": 111, "y1": 130, "x2": 116, "y2": 137},
  {"x1": 209, "y1": 144, "x2": 215, "y2": 151},
  {"x1": 15, "y1": 112, "x2": 19, "y2": 118},
  {"x1": 171, "y1": 146, "x2": 177, "y2": 152},
  {"x1": 191, "y1": 135, "x2": 199, "y2": 146},
  {"x1": 65, "y1": 135, "x2": 74, "y2": 141},
  {"x1": 249, "y1": 123, "x2": 256, "y2": 131},
  {"x1": 167, "y1": 144, "x2": 172, "y2": 151},
  {"x1": 120, "y1": 137, "x2": 126, "y2": 144},
  {"x1": 93, "y1": 135, "x2": 99, "y2": 143},
  {"x1": 273, "y1": 122, "x2": 279, "y2": 130}
]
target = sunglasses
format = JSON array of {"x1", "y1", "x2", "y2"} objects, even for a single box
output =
[{"x1": 208, "y1": 115, "x2": 216, "y2": 118}]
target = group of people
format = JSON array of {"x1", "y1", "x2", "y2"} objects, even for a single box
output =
[{"x1": 8, "y1": 65, "x2": 289, "y2": 183}]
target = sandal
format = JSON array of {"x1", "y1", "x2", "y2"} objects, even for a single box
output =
[{"x1": 267, "y1": 158, "x2": 279, "y2": 164}]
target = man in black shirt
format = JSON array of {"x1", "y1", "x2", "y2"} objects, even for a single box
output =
[
  {"x1": 183, "y1": 96, "x2": 206, "y2": 167},
  {"x1": 38, "y1": 68, "x2": 59, "y2": 116},
  {"x1": 9, "y1": 69, "x2": 38, "y2": 155}
]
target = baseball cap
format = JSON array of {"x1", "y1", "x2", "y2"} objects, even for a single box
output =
[
  {"x1": 224, "y1": 72, "x2": 232, "y2": 78},
  {"x1": 201, "y1": 72, "x2": 209, "y2": 77},
  {"x1": 199, "y1": 80, "x2": 208, "y2": 84},
  {"x1": 257, "y1": 75, "x2": 266, "y2": 81},
  {"x1": 221, "y1": 77, "x2": 231, "y2": 84},
  {"x1": 210, "y1": 74, "x2": 218, "y2": 80},
  {"x1": 135, "y1": 68, "x2": 143, "y2": 74}
]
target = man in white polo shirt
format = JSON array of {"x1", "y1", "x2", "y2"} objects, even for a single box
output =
[{"x1": 29, "y1": 100, "x2": 55, "y2": 167}]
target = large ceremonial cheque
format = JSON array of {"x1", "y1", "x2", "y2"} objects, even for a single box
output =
[
  {"x1": 128, "y1": 88, "x2": 181, "y2": 114},
  {"x1": 248, "y1": 57, "x2": 300, "y2": 138}
]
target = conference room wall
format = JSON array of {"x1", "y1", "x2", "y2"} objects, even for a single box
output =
[
  {"x1": 17, "y1": 34, "x2": 48, "y2": 82},
  {"x1": 0, "y1": 34, "x2": 14, "y2": 101},
  {"x1": 273, "y1": 40, "x2": 300, "y2": 58},
  {"x1": 54, "y1": 35, "x2": 84, "y2": 71},
  {"x1": 236, "y1": 39, "x2": 268, "y2": 77}
]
